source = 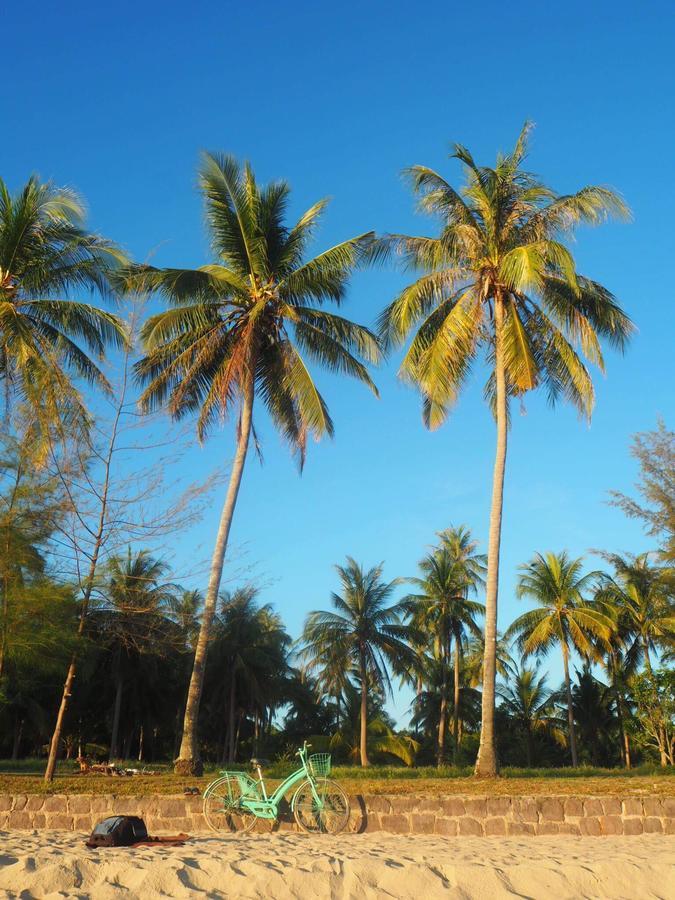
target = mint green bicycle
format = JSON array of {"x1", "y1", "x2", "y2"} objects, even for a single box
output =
[{"x1": 203, "y1": 742, "x2": 350, "y2": 834}]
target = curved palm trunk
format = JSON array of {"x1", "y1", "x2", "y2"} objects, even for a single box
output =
[
  {"x1": 359, "y1": 644, "x2": 370, "y2": 767},
  {"x1": 475, "y1": 295, "x2": 507, "y2": 777},
  {"x1": 561, "y1": 643, "x2": 578, "y2": 766},
  {"x1": 175, "y1": 376, "x2": 255, "y2": 776},
  {"x1": 642, "y1": 636, "x2": 668, "y2": 766},
  {"x1": 453, "y1": 628, "x2": 461, "y2": 764}
]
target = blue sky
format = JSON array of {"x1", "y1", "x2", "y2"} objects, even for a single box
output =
[{"x1": 4, "y1": 1, "x2": 674, "y2": 721}]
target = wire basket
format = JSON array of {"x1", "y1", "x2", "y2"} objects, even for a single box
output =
[{"x1": 308, "y1": 752, "x2": 332, "y2": 778}]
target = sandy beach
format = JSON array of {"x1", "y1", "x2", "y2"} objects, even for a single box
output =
[{"x1": 0, "y1": 831, "x2": 673, "y2": 899}]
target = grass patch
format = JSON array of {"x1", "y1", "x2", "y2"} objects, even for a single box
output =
[{"x1": 0, "y1": 760, "x2": 673, "y2": 797}]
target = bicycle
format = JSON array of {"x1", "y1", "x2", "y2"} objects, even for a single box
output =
[{"x1": 202, "y1": 742, "x2": 350, "y2": 834}]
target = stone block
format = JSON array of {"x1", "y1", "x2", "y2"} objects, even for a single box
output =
[
  {"x1": 537, "y1": 822, "x2": 560, "y2": 835},
  {"x1": 601, "y1": 798, "x2": 621, "y2": 816},
  {"x1": 441, "y1": 798, "x2": 465, "y2": 817},
  {"x1": 623, "y1": 818, "x2": 643, "y2": 835},
  {"x1": 12, "y1": 796, "x2": 28, "y2": 811},
  {"x1": 379, "y1": 813, "x2": 409, "y2": 833},
  {"x1": 579, "y1": 817, "x2": 601, "y2": 836},
  {"x1": 643, "y1": 817, "x2": 663, "y2": 834},
  {"x1": 458, "y1": 817, "x2": 483, "y2": 836},
  {"x1": 410, "y1": 813, "x2": 436, "y2": 834},
  {"x1": 390, "y1": 796, "x2": 417, "y2": 813},
  {"x1": 665, "y1": 819, "x2": 675, "y2": 835},
  {"x1": 74, "y1": 815, "x2": 93, "y2": 832},
  {"x1": 600, "y1": 815, "x2": 623, "y2": 835},
  {"x1": 48, "y1": 814, "x2": 74, "y2": 830},
  {"x1": 26, "y1": 796, "x2": 45, "y2": 812},
  {"x1": 484, "y1": 817, "x2": 506, "y2": 836},
  {"x1": 583, "y1": 799, "x2": 603, "y2": 817},
  {"x1": 157, "y1": 799, "x2": 187, "y2": 818},
  {"x1": 564, "y1": 798, "x2": 583, "y2": 818},
  {"x1": 621, "y1": 798, "x2": 643, "y2": 817},
  {"x1": 643, "y1": 798, "x2": 663, "y2": 817},
  {"x1": 507, "y1": 821, "x2": 535, "y2": 836},
  {"x1": 8, "y1": 811, "x2": 32, "y2": 829},
  {"x1": 558, "y1": 822, "x2": 581, "y2": 835},
  {"x1": 90, "y1": 797, "x2": 113, "y2": 814},
  {"x1": 0, "y1": 813, "x2": 9, "y2": 829},
  {"x1": 31, "y1": 814, "x2": 47, "y2": 828},
  {"x1": 464, "y1": 798, "x2": 487, "y2": 818},
  {"x1": 367, "y1": 796, "x2": 391, "y2": 814},
  {"x1": 487, "y1": 797, "x2": 511, "y2": 816},
  {"x1": 434, "y1": 818, "x2": 458, "y2": 836},
  {"x1": 68, "y1": 797, "x2": 91, "y2": 814},
  {"x1": 663, "y1": 798, "x2": 675, "y2": 818},
  {"x1": 512, "y1": 799, "x2": 538, "y2": 823},
  {"x1": 43, "y1": 795, "x2": 68, "y2": 813},
  {"x1": 539, "y1": 799, "x2": 564, "y2": 822},
  {"x1": 0, "y1": 796, "x2": 13, "y2": 811},
  {"x1": 417, "y1": 797, "x2": 443, "y2": 813}
]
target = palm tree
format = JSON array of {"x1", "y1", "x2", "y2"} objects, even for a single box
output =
[
  {"x1": 374, "y1": 125, "x2": 633, "y2": 775},
  {"x1": 0, "y1": 176, "x2": 126, "y2": 430},
  {"x1": 595, "y1": 552, "x2": 674, "y2": 766},
  {"x1": 299, "y1": 558, "x2": 414, "y2": 766},
  {"x1": 507, "y1": 551, "x2": 613, "y2": 766},
  {"x1": 404, "y1": 527, "x2": 484, "y2": 764},
  {"x1": 497, "y1": 657, "x2": 564, "y2": 766},
  {"x1": 91, "y1": 549, "x2": 178, "y2": 761},
  {"x1": 595, "y1": 553, "x2": 674, "y2": 676},
  {"x1": 131, "y1": 155, "x2": 380, "y2": 774}
]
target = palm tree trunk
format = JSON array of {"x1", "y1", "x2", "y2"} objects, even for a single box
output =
[
  {"x1": 615, "y1": 688, "x2": 631, "y2": 769},
  {"x1": 437, "y1": 636, "x2": 449, "y2": 767},
  {"x1": 138, "y1": 724, "x2": 144, "y2": 762},
  {"x1": 453, "y1": 627, "x2": 461, "y2": 764},
  {"x1": 561, "y1": 643, "x2": 578, "y2": 766},
  {"x1": 227, "y1": 668, "x2": 237, "y2": 763},
  {"x1": 175, "y1": 375, "x2": 255, "y2": 776},
  {"x1": 475, "y1": 293, "x2": 507, "y2": 777},
  {"x1": 359, "y1": 645, "x2": 369, "y2": 767},
  {"x1": 110, "y1": 669, "x2": 123, "y2": 762}
]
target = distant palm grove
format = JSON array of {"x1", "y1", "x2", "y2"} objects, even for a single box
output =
[{"x1": 0, "y1": 127, "x2": 672, "y2": 778}]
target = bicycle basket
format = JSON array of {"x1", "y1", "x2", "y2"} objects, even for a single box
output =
[{"x1": 308, "y1": 753, "x2": 331, "y2": 777}]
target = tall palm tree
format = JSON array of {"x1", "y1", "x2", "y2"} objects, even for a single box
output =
[
  {"x1": 374, "y1": 125, "x2": 633, "y2": 775},
  {"x1": 404, "y1": 527, "x2": 484, "y2": 764},
  {"x1": 507, "y1": 551, "x2": 613, "y2": 766},
  {"x1": 299, "y1": 558, "x2": 414, "y2": 766},
  {"x1": 0, "y1": 176, "x2": 126, "y2": 430},
  {"x1": 497, "y1": 657, "x2": 564, "y2": 766},
  {"x1": 131, "y1": 155, "x2": 380, "y2": 774}
]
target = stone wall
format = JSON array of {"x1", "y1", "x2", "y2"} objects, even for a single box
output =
[{"x1": 0, "y1": 793, "x2": 673, "y2": 836}]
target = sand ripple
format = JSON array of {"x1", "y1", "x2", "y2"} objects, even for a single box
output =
[{"x1": 0, "y1": 831, "x2": 673, "y2": 899}]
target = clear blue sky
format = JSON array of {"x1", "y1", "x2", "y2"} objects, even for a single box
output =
[{"x1": 4, "y1": 1, "x2": 674, "y2": 721}]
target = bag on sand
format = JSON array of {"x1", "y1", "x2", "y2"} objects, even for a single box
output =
[{"x1": 85, "y1": 816, "x2": 189, "y2": 849}]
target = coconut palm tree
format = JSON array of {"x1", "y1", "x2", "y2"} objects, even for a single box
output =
[
  {"x1": 497, "y1": 657, "x2": 564, "y2": 766},
  {"x1": 299, "y1": 558, "x2": 414, "y2": 766},
  {"x1": 374, "y1": 124, "x2": 633, "y2": 774},
  {"x1": 507, "y1": 551, "x2": 613, "y2": 766},
  {"x1": 94, "y1": 549, "x2": 179, "y2": 761},
  {"x1": 403, "y1": 528, "x2": 484, "y2": 764},
  {"x1": 0, "y1": 176, "x2": 126, "y2": 431},
  {"x1": 131, "y1": 155, "x2": 380, "y2": 774},
  {"x1": 595, "y1": 553, "x2": 674, "y2": 676}
]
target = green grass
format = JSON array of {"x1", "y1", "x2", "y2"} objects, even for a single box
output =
[{"x1": 1, "y1": 759, "x2": 673, "y2": 797}]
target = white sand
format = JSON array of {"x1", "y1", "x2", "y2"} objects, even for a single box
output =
[{"x1": 0, "y1": 831, "x2": 673, "y2": 899}]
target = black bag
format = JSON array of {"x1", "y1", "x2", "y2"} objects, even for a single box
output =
[{"x1": 86, "y1": 815, "x2": 149, "y2": 848}]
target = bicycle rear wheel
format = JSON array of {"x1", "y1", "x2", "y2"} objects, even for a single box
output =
[
  {"x1": 292, "y1": 778, "x2": 350, "y2": 834},
  {"x1": 203, "y1": 774, "x2": 257, "y2": 833}
]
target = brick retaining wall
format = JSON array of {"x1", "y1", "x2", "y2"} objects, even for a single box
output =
[{"x1": 1, "y1": 793, "x2": 673, "y2": 836}]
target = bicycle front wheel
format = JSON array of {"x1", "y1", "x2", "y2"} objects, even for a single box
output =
[
  {"x1": 292, "y1": 778, "x2": 350, "y2": 834},
  {"x1": 203, "y1": 774, "x2": 257, "y2": 833}
]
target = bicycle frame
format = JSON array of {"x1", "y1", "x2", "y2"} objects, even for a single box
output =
[{"x1": 225, "y1": 743, "x2": 325, "y2": 820}]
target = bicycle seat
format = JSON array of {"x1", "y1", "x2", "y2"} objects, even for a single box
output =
[{"x1": 250, "y1": 758, "x2": 270, "y2": 768}]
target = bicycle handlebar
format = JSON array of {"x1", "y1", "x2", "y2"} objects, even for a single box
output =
[{"x1": 295, "y1": 741, "x2": 312, "y2": 756}]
